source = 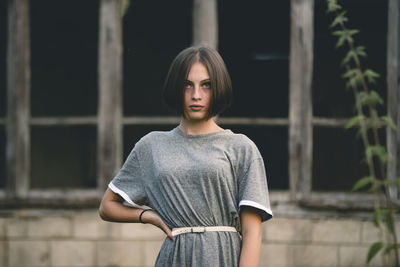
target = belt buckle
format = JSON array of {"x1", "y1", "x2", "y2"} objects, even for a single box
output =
[{"x1": 191, "y1": 226, "x2": 206, "y2": 233}]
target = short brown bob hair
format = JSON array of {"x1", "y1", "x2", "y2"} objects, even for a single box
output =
[{"x1": 162, "y1": 46, "x2": 232, "y2": 119}]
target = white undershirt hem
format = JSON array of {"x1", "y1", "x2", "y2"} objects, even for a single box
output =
[
  {"x1": 239, "y1": 199, "x2": 273, "y2": 218},
  {"x1": 108, "y1": 182, "x2": 151, "y2": 209}
]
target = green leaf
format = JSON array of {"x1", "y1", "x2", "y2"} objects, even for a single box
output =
[
  {"x1": 356, "y1": 91, "x2": 368, "y2": 106},
  {"x1": 367, "y1": 242, "x2": 383, "y2": 263},
  {"x1": 327, "y1": 0, "x2": 342, "y2": 12},
  {"x1": 364, "y1": 69, "x2": 380, "y2": 83},
  {"x1": 365, "y1": 146, "x2": 388, "y2": 165},
  {"x1": 348, "y1": 29, "x2": 360, "y2": 36},
  {"x1": 355, "y1": 46, "x2": 367, "y2": 57},
  {"x1": 368, "y1": 180, "x2": 383, "y2": 193},
  {"x1": 330, "y1": 11, "x2": 348, "y2": 28},
  {"x1": 119, "y1": 0, "x2": 131, "y2": 16},
  {"x1": 373, "y1": 209, "x2": 381, "y2": 227},
  {"x1": 356, "y1": 91, "x2": 384, "y2": 107},
  {"x1": 342, "y1": 68, "x2": 360, "y2": 79},
  {"x1": 369, "y1": 91, "x2": 384, "y2": 106},
  {"x1": 341, "y1": 50, "x2": 355, "y2": 66},
  {"x1": 332, "y1": 30, "x2": 347, "y2": 48},
  {"x1": 332, "y1": 30, "x2": 344, "y2": 36},
  {"x1": 381, "y1": 116, "x2": 398, "y2": 130},
  {"x1": 384, "y1": 244, "x2": 400, "y2": 254},
  {"x1": 351, "y1": 176, "x2": 373, "y2": 192},
  {"x1": 385, "y1": 209, "x2": 394, "y2": 234},
  {"x1": 345, "y1": 115, "x2": 365, "y2": 129}
]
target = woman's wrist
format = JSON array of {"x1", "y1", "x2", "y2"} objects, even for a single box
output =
[{"x1": 139, "y1": 209, "x2": 152, "y2": 224}]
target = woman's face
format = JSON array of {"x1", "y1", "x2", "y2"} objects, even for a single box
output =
[{"x1": 182, "y1": 62, "x2": 212, "y2": 121}]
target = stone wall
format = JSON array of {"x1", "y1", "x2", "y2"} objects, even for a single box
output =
[{"x1": 0, "y1": 210, "x2": 395, "y2": 267}]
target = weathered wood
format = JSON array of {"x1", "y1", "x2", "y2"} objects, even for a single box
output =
[
  {"x1": 312, "y1": 117, "x2": 350, "y2": 127},
  {"x1": 387, "y1": 0, "x2": 400, "y2": 199},
  {"x1": 98, "y1": 0, "x2": 123, "y2": 190},
  {"x1": 217, "y1": 117, "x2": 288, "y2": 126},
  {"x1": 299, "y1": 192, "x2": 376, "y2": 210},
  {"x1": 0, "y1": 189, "x2": 101, "y2": 208},
  {"x1": 289, "y1": 0, "x2": 314, "y2": 201},
  {"x1": 6, "y1": 0, "x2": 30, "y2": 198},
  {"x1": 192, "y1": 0, "x2": 218, "y2": 49},
  {"x1": 25, "y1": 116, "x2": 356, "y2": 127},
  {"x1": 30, "y1": 116, "x2": 97, "y2": 125}
]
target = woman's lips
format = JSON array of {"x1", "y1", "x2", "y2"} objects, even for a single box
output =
[{"x1": 190, "y1": 105, "x2": 204, "y2": 111}]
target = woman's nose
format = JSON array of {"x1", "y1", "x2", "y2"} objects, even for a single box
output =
[{"x1": 191, "y1": 86, "x2": 201, "y2": 100}]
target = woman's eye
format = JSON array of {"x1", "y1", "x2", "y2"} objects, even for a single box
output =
[
  {"x1": 184, "y1": 82, "x2": 192, "y2": 89},
  {"x1": 202, "y1": 82, "x2": 211, "y2": 88}
]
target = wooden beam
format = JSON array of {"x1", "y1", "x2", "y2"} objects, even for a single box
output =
[
  {"x1": 299, "y1": 192, "x2": 376, "y2": 210},
  {"x1": 192, "y1": 0, "x2": 218, "y2": 49},
  {"x1": 6, "y1": 0, "x2": 30, "y2": 198},
  {"x1": 30, "y1": 116, "x2": 97, "y2": 126},
  {"x1": 289, "y1": 0, "x2": 314, "y2": 201},
  {"x1": 98, "y1": 0, "x2": 123, "y2": 190},
  {"x1": 387, "y1": 0, "x2": 400, "y2": 199}
]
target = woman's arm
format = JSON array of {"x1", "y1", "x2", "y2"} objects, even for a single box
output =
[
  {"x1": 99, "y1": 188, "x2": 173, "y2": 239},
  {"x1": 239, "y1": 207, "x2": 262, "y2": 267}
]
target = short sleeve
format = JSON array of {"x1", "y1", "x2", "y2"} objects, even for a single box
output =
[
  {"x1": 238, "y1": 157, "x2": 273, "y2": 222},
  {"x1": 108, "y1": 148, "x2": 149, "y2": 209}
]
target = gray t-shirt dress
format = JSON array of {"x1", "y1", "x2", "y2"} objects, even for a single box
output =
[{"x1": 109, "y1": 126, "x2": 273, "y2": 266}]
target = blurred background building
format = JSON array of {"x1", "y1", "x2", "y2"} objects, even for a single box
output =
[{"x1": 0, "y1": 0, "x2": 399, "y2": 266}]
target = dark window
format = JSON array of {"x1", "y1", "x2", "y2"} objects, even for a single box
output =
[
  {"x1": 313, "y1": 0, "x2": 387, "y2": 117},
  {"x1": 312, "y1": 127, "x2": 367, "y2": 191},
  {"x1": 30, "y1": 0, "x2": 99, "y2": 117},
  {"x1": 313, "y1": 126, "x2": 386, "y2": 192},
  {"x1": 123, "y1": 0, "x2": 192, "y2": 116},
  {"x1": 0, "y1": 126, "x2": 5, "y2": 188},
  {"x1": 30, "y1": 126, "x2": 97, "y2": 189},
  {"x1": 219, "y1": 0, "x2": 290, "y2": 118},
  {"x1": 312, "y1": 0, "x2": 388, "y2": 193},
  {"x1": 0, "y1": 0, "x2": 6, "y2": 117}
]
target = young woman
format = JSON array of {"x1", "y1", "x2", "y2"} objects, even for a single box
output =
[{"x1": 99, "y1": 46, "x2": 272, "y2": 266}]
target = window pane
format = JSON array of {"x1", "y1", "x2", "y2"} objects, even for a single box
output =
[
  {"x1": 0, "y1": 0, "x2": 6, "y2": 117},
  {"x1": 313, "y1": 0, "x2": 387, "y2": 117},
  {"x1": 0, "y1": 126, "x2": 5, "y2": 188},
  {"x1": 124, "y1": 125, "x2": 288, "y2": 190},
  {"x1": 221, "y1": 125, "x2": 289, "y2": 190},
  {"x1": 219, "y1": 0, "x2": 290, "y2": 118},
  {"x1": 31, "y1": 126, "x2": 97, "y2": 189},
  {"x1": 312, "y1": 127, "x2": 386, "y2": 191},
  {"x1": 30, "y1": 0, "x2": 99, "y2": 116},
  {"x1": 123, "y1": 1, "x2": 192, "y2": 116}
]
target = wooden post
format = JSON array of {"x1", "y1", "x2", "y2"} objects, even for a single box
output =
[
  {"x1": 289, "y1": 0, "x2": 314, "y2": 200},
  {"x1": 387, "y1": 0, "x2": 400, "y2": 199},
  {"x1": 192, "y1": 0, "x2": 218, "y2": 49},
  {"x1": 98, "y1": 0, "x2": 123, "y2": 190},
  {"x1": 6, "y1": 0, "x2": 31, "y2": 198}
]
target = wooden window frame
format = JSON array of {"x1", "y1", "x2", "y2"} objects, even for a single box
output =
[
  {"x1": 1, "y1": 0, "x2": 397, "y2": 210},
  {"x1": 289, "y1": 0, "x2": 400, "y2": 210}
]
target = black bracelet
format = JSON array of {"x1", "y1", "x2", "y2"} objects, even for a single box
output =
[{"x1": 139, "y1": 209, "x2": 152, "y2": 224}]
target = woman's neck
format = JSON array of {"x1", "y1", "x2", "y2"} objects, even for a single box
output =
[{"x1": 179, "y1": 118, "x2": 223, "y2": 135}]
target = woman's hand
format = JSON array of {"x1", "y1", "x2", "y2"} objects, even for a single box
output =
[{"x1": 141, "y1": 210, "x2": 174, "y2": 240}]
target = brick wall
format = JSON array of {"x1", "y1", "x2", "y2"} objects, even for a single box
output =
[{"x1": 0, "y1": 210, "x2": 395, "y2": 267}]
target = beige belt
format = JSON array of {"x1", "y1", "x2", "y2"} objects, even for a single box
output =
[{"x1": 171, "y1": 226, "x2": 237, "y2": 237}]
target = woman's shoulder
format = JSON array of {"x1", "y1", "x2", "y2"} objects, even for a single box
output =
[
  {"x1": 136, "y1": 129, "x2": 175, "y2": 146},
  {"x1": 228, "y1": 131, "x2": 257, "y2": 148}
]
